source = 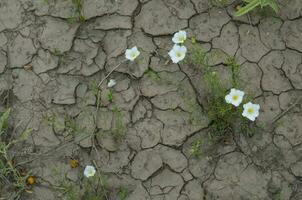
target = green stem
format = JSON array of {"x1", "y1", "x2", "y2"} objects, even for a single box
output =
[{"x1": 234, "y1": 0, "x2": 261, "y2": 17}]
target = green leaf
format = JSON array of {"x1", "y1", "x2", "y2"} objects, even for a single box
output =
[
  {"x1": 0, "y1": 109, "x2": 10, "y2": 136},
  {"x1": 268, "y1": 1, "x2": 279, "y2": 13},
  {"x1": 18, "y1": 128, "x2": 32, "y2": 142},
  {"x1": 9, "y1": 128, "x2": 32, "y2": 147},
  {"x1": 234, "y1": 0, "x2": 261, "y2": 17}
]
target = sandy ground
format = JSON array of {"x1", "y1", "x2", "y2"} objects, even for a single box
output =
[{"x1": 0, "y1": 0, "x2": 302, "y2": 199}]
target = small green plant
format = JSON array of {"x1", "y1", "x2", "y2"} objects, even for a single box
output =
[
  {"x1": 234, "y1": 0, "x2": 278, "y2": 17},
  {"x1": 53, "y1": 48, "x2": 64, "y2": 57},
  {"x1": 225, "y1": 57, "x2": 240, "y2": 88},
  {"x1": 107, "y1": 90, "x2": 113, "y2": 103},
  {"x1": 118, "y1": 187, "x2": 129, "y2": 200},
  {"x1": 0, "y1": 109, "x2": 32, "y2": 199},
  {"x1": 64, "y1": 115, "x2": 84, "y2": 136},
  {"x1": 189, "y1": 138, "x2": 203, "y2": 158},
  {"x1": 272, "y1": 189, "x2": 282, "y2": 200},
  {"x1": 146, "y1": 69, "x2": 161, "y2": 81},
  {"x1": 56, "y1": 171, "x2": 109, "y2": 200},
  {"x1": 90, "y1": 81, "x2": 101, "y2": 108},
  {"x1": 185, "y1": 41, "x2": 258, "y2": 142},
  {"x1": 69, "y1": 0, "x2": 85, "y2": 23},
  {"x1": 43, "y1": 113, "x2": 84, "y2": 137}
]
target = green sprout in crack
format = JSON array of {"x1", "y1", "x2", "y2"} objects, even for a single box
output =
[
  {"x1": 64, "y1": 115, "x2": 85, "y2": 137},
  {"x1": 226, "y1": 56, "x2": 241, "y2": 88},
  {"x1": 89, "y1": 81, "x2": 102, "y2": 108},
  {"x1": 118, "y1": 186, "x2": 129, "y2": 200},
  {"x1": 146, "y1": 69, "x2": 161, "y2": 82},
  {"x1": 107, "y1": 90, "x2": 113, "y2": 103},
  {"x1": 189, "y1": 138, "x2": 203, "y2": 158},
  {"x1": 53, "y1": 48, "x2": 64, "y2": 57},
  {"x1": 69, "y1": 0, "x2": 85, "y2": 23}
]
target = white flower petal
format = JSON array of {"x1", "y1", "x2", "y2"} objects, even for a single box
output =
[
  {"x1": 84, "y1": 165, "x2": 96, "y2": 178},
  {"x1": 225, "y1": 94, "x2": 232, "y2": 103},
  {"x1": 172, "y1": 30, "x2": 187, "y2": 44},
  {"x1": 242, "y1": 102, "x2": 260, "y2": 121},
  {"x1": 107, "y1": 79, "x2": 116, "y2": 88},
  {"x1": 168, "y1": 44, "x2": 187, "y2": 64},
  {"x1": 225, "y1": 88, "x2": 245, "y2": 107},
  {"x1": 125, "y1": 46, "x2": 140, "y2": 61}
]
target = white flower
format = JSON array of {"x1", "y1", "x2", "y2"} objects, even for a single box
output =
[
  {"x1": 84, "y1": 165, "x2": 96, "y2": 178},
  {"x1": 168, "y1": 44, "x2": 187, "y2": 64},
  {"x1": 242, "y1": 102, "x2": 260, "y2": 121},
  {"x1": 225, "y1": 88, "x2": 245, "y2": 107},
  {"x1": 125, "y1": 46, "x2": 140, "y2": 61},
  {"x1": 107, "y1": 79, "x2": 116, "y2": 88},
  {"x1": 172, "y1": 30, "x2": 187, "y2": 44}
]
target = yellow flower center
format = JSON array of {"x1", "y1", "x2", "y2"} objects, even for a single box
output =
[
  {"x1": 232, "y1": 95, "x2": 238, "y2": 101},
  {"x1": 70, "y1": 159, "x2": 79, "y2": 168},
  {"x1": 247, "y1": 108, "x2": 254, "y2": 114},
  {"x1": 179, "y1": 36, "x2": 185, "y2": 43},
  {"x1": 176, "y1": 52, "x2": 182, "y2": 58},
  {"x1": 131, "y1": 52, "x2": 136, "y2": 58}
]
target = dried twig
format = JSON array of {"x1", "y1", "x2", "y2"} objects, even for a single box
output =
[
  {"x1": 97, "y1": 59, "x2": 127, "y2": 88},
  {"x1": 272, "y1": 96, "x2": 302, "y2": 124}
]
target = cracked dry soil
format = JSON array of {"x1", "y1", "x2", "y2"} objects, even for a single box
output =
[{"x1": 0, "y1": 0, "x2": 302, "y2": 199}]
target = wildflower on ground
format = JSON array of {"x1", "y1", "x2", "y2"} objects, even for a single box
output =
[
  {"x1": 26, "y1": 176, "x2": 36, "y2": 185},
  {"x1": 70, "y1": 159, "x2": 79, "y2": 168},
  {"x1": 168, "y1": 44, "x2": 187, "y2": 64},
  {"x1": 225, "y1": 88, "x2": 245, "y2": 107},
  {"x1": 107, "y1": 79, "x2": 116, "y2": 88},
  {"x1": 172, "y1": 30, "x2": 187, "y2": 44},
  {"x1": 125, "y1": 46, "x2": 140, "y2": 61},
  {"x1": 84, "y1": 165, "x2": 96, "y2": 178},
  {"x1": 242, "y1": 102, "x2": 260, "y2": 121}
]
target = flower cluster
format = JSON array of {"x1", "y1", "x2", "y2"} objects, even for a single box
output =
[
  {"x1": 124, "y1": 31, "x2": 188, "y2": 64},
  {"x1": 118, "y1": 31, "x2": 188, "y2": 86},
  {"x1": 168, "y1": 30, "x2": 187, "y2": 64},
  {"x1": 225, "y1": 88, "x2": 260, "y2": 121},
  {"x1": 113, "y1": 32, "x2": 261, "y2": 122}
]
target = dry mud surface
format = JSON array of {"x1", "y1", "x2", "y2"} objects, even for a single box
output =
[{"x1": 0, "y1": 0, "x2": 302, "y2": 199}]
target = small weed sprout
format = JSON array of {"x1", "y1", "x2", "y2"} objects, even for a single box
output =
[
  {"x1": 69, "y1": 0, "x2": 85, "y2": 23},
  {"x1": 65, "y1": 115, "x2": 83, "y2": 137},
  {"x1": 44, "y1": 113, "x2": 89, "y2": 139},
  {"x1": 90, "y1": 81, "x2": 101, "y2": 108},
  {"x1": 146, "y1": 69, "x2": 161, "y2": 81},
  {"x1": 189, "y1": 138, "x2": 203, "y2": 158},
  {"x1": 53, "y1": 48, "x2": 63, "y2": 57},
  {"x1": 118, "y1": 187, "x2": 129, "y2": 200},
  {"x1": 107, "y1": 90, "x2": 113, "y2": 103}
]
